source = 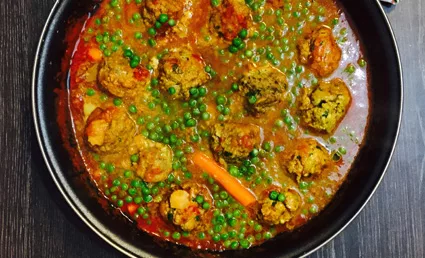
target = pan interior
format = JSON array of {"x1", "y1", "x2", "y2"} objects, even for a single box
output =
[{"x1": 32, "y1": 0, "x2": 402, "y2": 257}]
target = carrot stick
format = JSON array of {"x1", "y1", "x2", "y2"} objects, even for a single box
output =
[
  {"x1": 191, "y1": 152, "x2": 257, "y2": 207},
  {"x1": 88, "y1": 48, "x2": 103, "y2": 61}
]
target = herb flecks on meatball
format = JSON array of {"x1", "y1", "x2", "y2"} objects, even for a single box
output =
[{"x1": 298, "y1": 78, "x2": 351, "y2": 134}]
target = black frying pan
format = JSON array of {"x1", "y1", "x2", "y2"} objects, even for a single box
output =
[{"x1": 32, "y1": 0, "x2": 403, "y2": 257}]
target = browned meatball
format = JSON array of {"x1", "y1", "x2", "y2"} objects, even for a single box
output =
[
  {"x1": 98, "y1": 54, "x2": 150, "y2": 97},
  {"x1": 298, "y1": 26, "x2": 342, "y2": 77},
  {"x1": 132, "y1": 135, "x2": 173, "y2": 183},
  {"x1": 159, "y1": 184, "x2": 212, "y2": 231},
  {"x1": 209, "y1": 0, "x2": 250, "y2": 41},
  {"x1": 298, "y1": 78, "x2": 351, "y2": 134},
  {"x1": 158, "y1": 48, "x2": 210, "y2": 100},
  {"x1": 281, "y1": 138, "x2": 331, "y2": 181},
  {"x1": 239, "y1": 64, "x2": 288, "y2": 115},
  {"x1": 142, "y1": 0, "x2": 188, "y2": 26},
  {"x1": 211, "y1": 122, "x2": 263, "y2": 163},
  {"x1": 266, "y1": 0, "x2": 283, "y2": 8},
  {"x1": 259, "y1": 188, "x2": 302, "y2": 225},
  {"x1": 85, "y1": 107, "x2": 136, "y2": 154}
]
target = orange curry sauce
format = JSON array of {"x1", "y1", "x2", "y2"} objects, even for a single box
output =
[{"x1": 60, "y1": 0, "x2": 369, "y2": 251}]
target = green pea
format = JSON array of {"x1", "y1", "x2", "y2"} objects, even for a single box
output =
[
  {"x1": 144, "y1": 195, "x2": 153, "y2": 203},
  {"x1": 148, "y1": 38, "x2": 156, "y2": 47},
  {"x1": 338, "y1": 147, "x2": 347, "y2": 155},
  {"x1": 198, "y1": 87, "x2": 207, "y2": 96},
  {"x1": 222, "y1": 107, "x2": 230, "y2": 115},
  {"x1": 216, "y1": 95, "x2": 227, "y2": 105},
  {"x1": 168, "y1": 19, "x2": 176, "y2": 26},
  {"x1": 227, "y1": 167, "x2": 238, "y2": 178},
  {"x1": 239, "y1": 29, "x2": 248, "y2": 39},
  {"x1": 278, "y1": 193, "x2": 286, "y2": 202},
  {"x1": 269, "y1": 191, "x2": 278, "y2": 200},
  {"x1": 263, "y1": 142, "x2": 272, "y2": 152},
  {"x1": 248, "y1": 95, "x2": 257, "y2": 104},
  {"x1": 211, "y1": 0, "x2": 220, "y2": 7},
  {"x1": 244, "y1": 50, "x2": 253, "y2": 58},
  {"x1": 106, "y1": 163, "x2": 115, "y2": 173},
  {"x1": 195, "y1": 195, "x2": 204, "y2": 204},
  {"x1": 345, "y1": 64, "x2": 356, "y2": 73},
  {"x1": 128, "y1": 105, "x2": 137, "y2": 114},
  {"x1": 86, "y1": 88, "x2": 95, "y2": 96},
  {"x1": 263, "y1": 231, "x2": 272, "y2": 240},
  {"x1": 219, "y1": 191, "x2": 228, "y2": 199},
  {"x1": 202, "y1": 202, "x2": 210, "y2": 210},
  {"x1": 201, "y1": 112, "x2": 210, "y2": 120},
  {"x1": 128, "y1": 187, "x2": 137, "y2": 196},
  {"x1": 148, "y1": 27, "x2": 156, "y2": 36},
  {"x1": 110, "y1": 0, "x2": 119, "y2": 7},
  {"x1": 229, "y1": 45, "x2": 238, "y2": 53},
  {"x1": 168, "y1": 87, "x2": 176, "y2": 95},
  {"x1": 158, "y1": 13, "x2": 169, "y2": 23},
  {"x1": 130, "y1": 58, "x2": 140, "y2": 69},
  {"x1": 358, "y1": 58, "x2": 367, "y2": 67},
  {"x1": 183, "y1": 112, "x2": 192, "y2": 120},
  {"x1": 172, "y1": 232, "x2": 181, "y2": 240},
  {"x1": 133, "y1": 13, "x2": 141, "y2": 20},
  {"x1": 230, "y1": 241, "x2": 239, "y2": 249},
  {"x1": 134, "y1": 32, "x2": 142, "y2": 39},
  {"x1": 299, "y1": 181, "x2": 309, "y2": 189},
  {"x1": 125, "y1": 196, "x2": 133, "y2": 203},
  {"x1": 229, "y1": 230, "x2": 237, "y2": 238},
  {"x1": 213, "y1": 224, "x2": 222, "y2": 233},
  {"x1": 113, "y1": 98, "x2": 123, "y2": 106},
  {"x1": 185, "y1": 119, "x2": 196, "y2": 127},
  {"x1": 228, "y1": 217, "x2": 237, "y2": 227},
  {"x1": 232, "y1": 37, "x2": 243, "y2": 47},
  {"x1": 309, "y1": 204, "x2": 318, "y2": 213},
  {"x1": 254, "y1": 224, "x2": 263, "y2": 232},
  {"x1": 212, "y1": 233, "x2": 221, "y2": 242}
]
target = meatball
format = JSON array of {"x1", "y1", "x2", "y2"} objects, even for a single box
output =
[
  {"x1": 159, "y1": 184, "x2": 212, "y2": 231},
  {"x1": 260, "y1": 199, "x2": 291, "y2": 225},
  {"x1": 260, "y1": 188, "x2": 302, "y2": 225},
  {"x1": 132, "y1": 135, "x2": 173, "y2": 183},
  {"x1": 158, "y1": 48, "x2": 210, "y2": 100},
  {"x1": 281, "y1": 138, "x2": 331, "y2": 181},
  {"x1": 298, "y1": 26, "x2": 342, "y2": 77},
  {"x1": 266, "y1": 0, "x2": 283, "y2": 8},
  {"x1": 298, "y1": 78, "x2": 351, "y2": 133},
  {"x1": 85, "y1": 107, "x2": 136, "y2": 154},
  {"x1": 209, "y1": 0, "x2": 250, "y2": 41},
  {"x1": 141, "y1": 0, "x2": 188, "y2": 26},
  {"x1": 239, "y1": 64, "x2": 288, "y2": 115},
  {"x1": 211, "y1": 123, "x2": 263, "y2": 163},
  {"x1": 98, "y1": 54, "x2": 150, "y2": 97}
]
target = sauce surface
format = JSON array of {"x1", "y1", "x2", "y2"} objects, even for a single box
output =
[{"x1": 63, "y1": 0, "x2": 369, "y2": 251}]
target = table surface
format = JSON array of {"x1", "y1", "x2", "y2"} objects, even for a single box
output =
[{"x1": 0, "y1": 0, "x2": 424, "y2": 257}]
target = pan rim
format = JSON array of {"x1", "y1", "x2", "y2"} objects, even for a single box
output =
[{"x1": 31, "y1": 0, "x2": 403, "y2": 257}]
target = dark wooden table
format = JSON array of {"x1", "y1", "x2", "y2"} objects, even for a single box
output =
[{"x1": 0, "y1": 0, "x2": 423, "y2": 257}]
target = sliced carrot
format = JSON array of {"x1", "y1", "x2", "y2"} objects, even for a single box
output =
[
  {"x1": 88, "y1": 48, "x2": 103, "y2": 61},
  {"x1": 127, "y1": 203, "x2": 138, "y2": 215},
  {"x1": 191, "y1": 152, "x2": 257, "y2": 207}
]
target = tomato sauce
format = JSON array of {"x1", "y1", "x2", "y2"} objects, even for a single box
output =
[{"x1": 59, "y1": 0, "x2": 370, "y2": 251}]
